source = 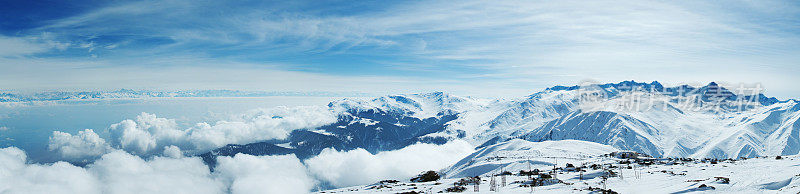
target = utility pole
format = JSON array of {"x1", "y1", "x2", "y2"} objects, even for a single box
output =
[
  {"x1": 554, "y1": 157, "x2": 558, "y2": 179},
  {"x1": 502, "y1": 174, "x2": 506, "y2": 187},
  {"x1": 490, "y1": 174, "x2": 497, "y2": 192},
  {"x1": 602, "y1": 166, "x2": 608, "y2": 190},
  {"x1": 500, "y1": 166, "x2": 506, "y2": 188},
  {"x1": 527, "y1": 158, "x2": 532, "y2": 180},
  {"x1": 527, "y1": 158, "x2": 533, "y2": 193},
  {"x1": 580, "y1": 162, "x2": 585, "y2": 180}
]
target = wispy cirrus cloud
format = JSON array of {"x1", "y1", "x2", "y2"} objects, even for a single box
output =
[
  {"x1": 1, "y1": 0, "x2": 799, "y2": 98},
  {"x1": 0, "y1": 36, "x2": 53, "y2": 57}
]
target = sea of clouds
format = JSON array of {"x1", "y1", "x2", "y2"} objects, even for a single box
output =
[
  {"x1": 0, "y1": 147, "x2": 313, "y2": 194},
  {"x1": 2, "y1": 106, "x2": 475, "y2": 193},
  {"x1": 1, "y1": 141, "x2": 472, "y2": 193},
  {"x1": 48, "y1": 106, "x2": 338, "y2": 161}
]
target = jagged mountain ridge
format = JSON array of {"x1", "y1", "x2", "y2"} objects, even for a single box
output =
[
  {"x1": 198, "y1": 81, "x2": 800, "y2": 162},
  {"x1": 495, "y1": 82, "x2": 798, "y2": 158},
  {"x1": 200, "y1": 92, "x2": 476, "y2": 164},
  {"x1": 517, "y1": 110, "x2": 663, "y2": 157}
]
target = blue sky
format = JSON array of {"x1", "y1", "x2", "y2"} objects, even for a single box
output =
[{"x1": 1, "y1": 0, "x2": 799, "y2": 98}]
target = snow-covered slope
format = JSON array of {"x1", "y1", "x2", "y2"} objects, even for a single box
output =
[
  {"x1": 322, "y1": 151, "x2": 800, "y2": 193},
  {"x1": 692, "y1": 100, "x2": 800, "y2": 158},
  {"x1": 475, "y1": 90, "x2": 580, "y2": 142},
  {"x1": 443, "y1": 139, "x2": 618, "y2": 178},
  {"x1": 517, "y1": 110, "x2": 662, "y2": 157}
]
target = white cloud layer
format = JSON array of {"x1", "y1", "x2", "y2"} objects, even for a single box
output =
[
  {"x1": 187, "y1": 106, "x2": 337, "y2": 151},
  {"x1": 48, "y1": 129, "x2": 112, "y2": 161},
  {"x1": 88, "y1": 151, "x2": 223, "y2": 194},
  {"x1": 48, "y1": 106, "x2": 337, "y2": 161},
  {"x1": 4, "y1": 140, "x2": 472, "y2": 193},
  {"x1": 107, "y1": 113, "x2": 184, "y2": 155},
  {"x1": 163, "y1": 145, "x2": 183, "y2": 158},
  {"x1": 215, "y1": 154, "x2": 315, "y2": 194},
  {"x1": 0, "y1": 147, "x2": 315, "y2": 194},
  {"x1": 305, "y1": 140, "x2": 474, "y2": 188},
  {"x1": 0, "y1": 147, "x2": 100, "y2": 194}
]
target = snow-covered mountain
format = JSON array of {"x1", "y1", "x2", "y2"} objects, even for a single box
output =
[
  {"x1": 469, "y1": 81, "x2": 799, "y2": 159},
  {"x1": 516, "y1": 110, "x2": 662, "y2": 157},
  {"x1": 199, "y1": 81, "x2": 800, "y2": 163},
  {"x1": 200, "y1": 92, "x2": 487, "y2": 163}
]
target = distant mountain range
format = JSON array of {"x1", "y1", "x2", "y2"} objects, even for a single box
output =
[
  {"x1": 0, "y1": 89, "x2": 371, "y2": 102},
  {"x1": 198, "y1": 81, "x2": 800, "y2": 165}
]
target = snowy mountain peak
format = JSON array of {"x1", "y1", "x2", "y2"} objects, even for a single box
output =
[
  {"x1": 546, "y1": 80, "x2": 666, "y2": 93},
  {"x1": 327, "y1": 91, "x2": 484, "y2": 119}
]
